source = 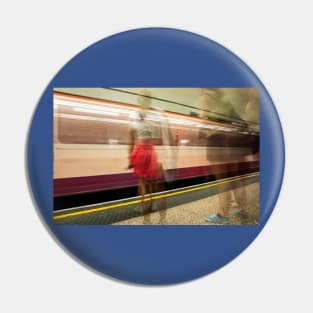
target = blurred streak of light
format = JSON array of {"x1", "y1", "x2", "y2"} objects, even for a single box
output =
[
  {"x1": 74, "y1": 107, "x2": 120, "y2": 116},
  {"x1": 55, "y1": 113, "x2": 130, "y2": 124},
  {"x1": 180, "y1": 139, "x2": 190, "y2": 145},
  {"x1": 54, "y1": 98, "x2": 137, "y2": 114}
]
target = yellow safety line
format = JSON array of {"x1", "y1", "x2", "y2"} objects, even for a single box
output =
[{"x1": 54, "y1": 172, "x2": 259, "y2": 220}]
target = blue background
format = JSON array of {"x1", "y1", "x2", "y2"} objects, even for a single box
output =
[{"x1": 27, "y1": 28, "x2": 284, "y2": 285}]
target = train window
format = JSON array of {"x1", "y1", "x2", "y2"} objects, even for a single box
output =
[
  {"x1": 55, "y1": 102, "x2": 259, "y2": 148},
  {"x1": 56, "y1": 104, "x2": 131, "y2": 144},
  {"x1": 58, "y1": 115, "x2": 107, "y2": 144}
]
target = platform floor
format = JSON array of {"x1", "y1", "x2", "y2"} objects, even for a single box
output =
[
  {"x1": 54, "y1": 173, "x2": 259, "y2": 225},
  {"x1": 115, "y1": 180, "x2": 259, "y2": 225}
]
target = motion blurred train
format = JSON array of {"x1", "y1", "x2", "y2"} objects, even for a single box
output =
[{"x1": 54, "y1": 91, "x2": 259, "y2": 201}]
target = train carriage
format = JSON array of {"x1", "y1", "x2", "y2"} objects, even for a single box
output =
[{"x1": 53, "y1": 92, "x2": 259, "y2": 208}]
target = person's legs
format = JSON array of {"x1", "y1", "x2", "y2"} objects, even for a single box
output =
[
  {"x1": 205, "y1": 173, "x2": 231, "y2": 223},
  {"x1": 154, "y1": 180, "x2": 167, "y2": 223},
  {"x1": 138, "y1": 177, "x2": 146, "y2": 209},
  {"x1": 139, "y1": 178, "x2": 151, "y2": 224},
  {"x1": 216, "y1": 183, "x2": 231, "y2": 217},
  {"x1": 232, "y1": 180, "x2": 249, "y2": 220},
  {"x1": 147, "y1": 180, "x2": 153, "y2": 211},
  {"x1": 230, "y1": 158, "x2": 249, "y2": 221},
  {"x1": 156, "y1": 181, "x2": 167, "y2": 208}
]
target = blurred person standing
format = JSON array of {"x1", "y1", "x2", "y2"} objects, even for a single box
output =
[
  {"x1": 129, "y1": 89, "x2": 167, "y2": 224},
  {"x1": 198, "y1": 88, "x2": 249, "y2": 223}
]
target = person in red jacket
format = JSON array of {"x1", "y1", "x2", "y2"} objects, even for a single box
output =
[{"x1": 129, "y1": 89, "x2": 166, "y2": 224}]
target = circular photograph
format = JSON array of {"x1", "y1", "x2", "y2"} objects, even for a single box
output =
[{"x1": 27, "y1": 28, "x2": 284, "y2": 285}]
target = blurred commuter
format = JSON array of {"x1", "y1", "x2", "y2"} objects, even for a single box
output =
[
  {"x1": 129, "y1": 89, "x2": 167, "y2": 224},
  {"x1": 198, "y1": 89, "x2": 249, "y2": 223}
]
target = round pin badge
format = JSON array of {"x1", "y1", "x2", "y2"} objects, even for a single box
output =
[{"x1": 27, "y1": 28, "x2": 284, "y2": 285}]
